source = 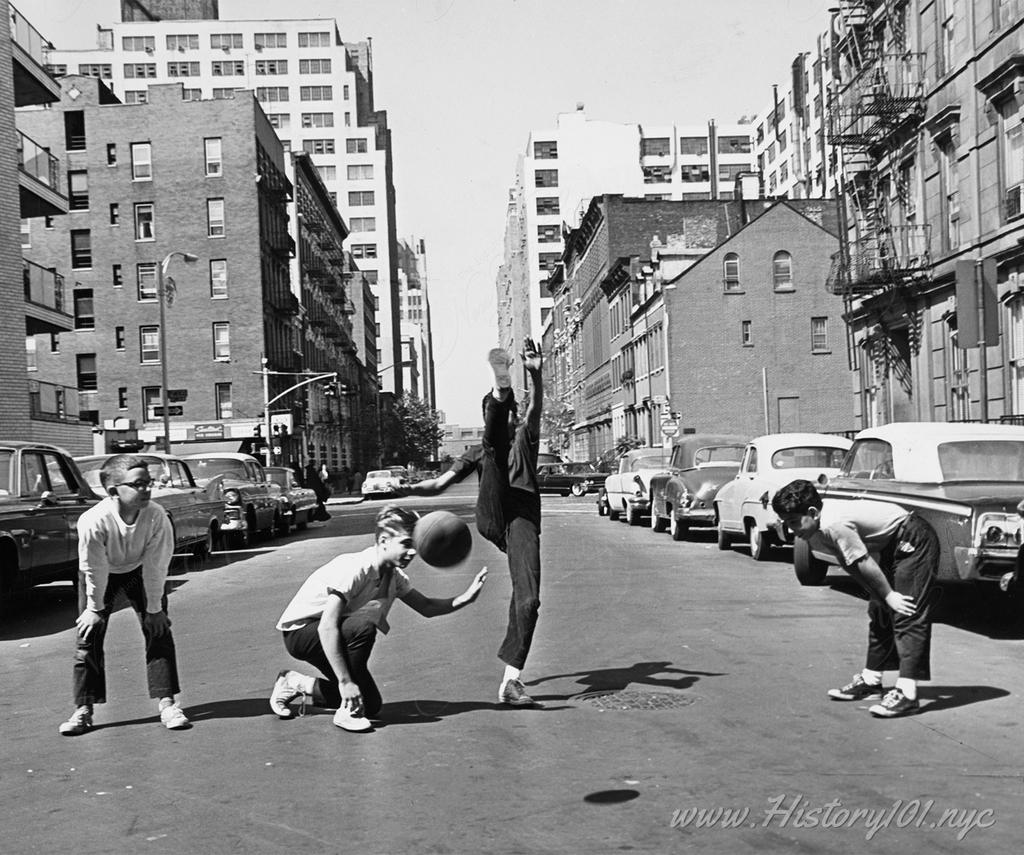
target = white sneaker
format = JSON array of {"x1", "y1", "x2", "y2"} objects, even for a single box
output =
[
  {"x1": 270, "y1": 670, "x2": 305, "y2": 719},
  {"x1": 332, "y1": 707, "x2": 372, "y2": 732},
  {"x1": 59, "y1": 705, "x2": 93, "y2": 736},
  {"x1": 159, "y1": 703, "x2": 190, "y2": 730}
]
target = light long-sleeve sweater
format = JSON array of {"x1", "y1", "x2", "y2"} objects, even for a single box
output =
[{"x1": 77, "y1": 497, "x2": 173, "y2": 613}]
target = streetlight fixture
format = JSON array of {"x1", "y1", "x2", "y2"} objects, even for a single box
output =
[{"x1": 157, "y1": 250, "x2": 199, "y2": 453}]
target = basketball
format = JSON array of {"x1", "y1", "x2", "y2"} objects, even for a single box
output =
[{"x1": 414, "y1": 510, "x2": 472, "y2": 567}]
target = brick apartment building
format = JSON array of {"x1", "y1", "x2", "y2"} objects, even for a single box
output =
[{"x1": 18, "y1": 76, "x2": 306, "y2": 459}]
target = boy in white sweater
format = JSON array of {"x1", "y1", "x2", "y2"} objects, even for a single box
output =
[{"x1": 59, "y1": 454, "x2": 189, "y2": 735}]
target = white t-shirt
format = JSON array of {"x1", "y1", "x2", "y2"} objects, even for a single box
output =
[
  {"x1": 810, "y1": 499, "x2": 909, "y2": 567},
  {"x1": 276, "y1": 545, "x2": 412, "y2": 634}
]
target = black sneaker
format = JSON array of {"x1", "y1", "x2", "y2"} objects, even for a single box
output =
[
  {"x1": 869, "y1": 688, "x2": 920, "y2": 718},
  {"x1": 827, "y1": 673, "x2": 884, "y2": 701}
]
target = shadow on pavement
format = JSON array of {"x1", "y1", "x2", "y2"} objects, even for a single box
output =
[
  {"x1": 919, "y1": 684, "x2": 1010, "y2": 714},
  {"x1": 378, "y1": 697, "x2": 573, "y2": 725},
  {"x1": 186, "y1": 697, "x2": 273, "y2": 722},
  {"x1": 527, "y1": 660, "x2": 726, "y2": 701}
]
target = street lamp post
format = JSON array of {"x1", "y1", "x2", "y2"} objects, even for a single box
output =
[{"x1": 157, "y1": 251, "x2": 199, "y2": 453}]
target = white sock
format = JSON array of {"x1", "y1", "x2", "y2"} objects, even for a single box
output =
[
  {"x1": 860, "y1": 668, "x2": 882, "y2": 686},
  {"x1": 158, "y1": 697, "x2": 176, "y2": 711},
  {"x1": 894, "y1": 677, "x2": 917, "y2": 700},
  {"x1": 502, "y1": 665, "x2": 521, "y2": 685}
]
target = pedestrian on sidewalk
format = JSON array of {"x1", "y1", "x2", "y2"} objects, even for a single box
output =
[
  {"x1": 400, "y1": 340, "x2": 544, "y2": 707},
  {"x1": 269, "y1": 505, "x2": 487, "y2": 731},
  {"x1": 305, "y1": 461, "x2": 331, "y2": 521},
  {"x1": 59, "y1": 454, "x2": 189, "y2": 736},
  {"x1": 773, "y1": 479, "x2": 939, "y2": 718}
]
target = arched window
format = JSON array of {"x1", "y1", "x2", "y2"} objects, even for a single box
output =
[
  {"x1": 773, "y1": 250, "x2": 793, "y2": 290},
  {"x1": 723, "y1": 253, "x2": 740, "y2": 290}
]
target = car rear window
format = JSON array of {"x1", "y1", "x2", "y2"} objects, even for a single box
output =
[
  {"x1": 368, "y1": 470, "x2": 390, "y2": 479},
  {"x1": 771, "y1": 446, "x2": 847, "y2": 469},
  {"x1": 630, "y1": 453, "x2": 668, "y2": 471},
  {"x1": 188, "y1": 458, "x2": 247, "y2": 485},
  {"x1": 938, "y1": 440, "x2": 1024, "y2": 481},
  {"x1": 694, "y1": 445, "x2": 745, "y2": 465}
]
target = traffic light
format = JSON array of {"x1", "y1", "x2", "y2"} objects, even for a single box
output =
[
  {"x1": 323, "y1": 382, "x2": 338, "y2": 398},
  {"x1": 253, "y1": 424, "x2": 263, "y2": 437}
]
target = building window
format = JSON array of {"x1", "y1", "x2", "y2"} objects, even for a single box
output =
[
  {"x1": 68, "y1": 170, "x2": 89, "y2": 210},
  {"x1": 718, "y1": 134, "x2": 752, "y2": 153},
  {"x1": 299, "y1": 58, "x2": 332, "y2": 74},
  {"x1": 538, "y1": 252, "x2": 561, "y2": 273},
  {"x1": 719, "y1": 163, "x2": 751, "y2": 182},
  {"x1": 641, "y1": 137, "x2": 671, "y2": 157},
  {"x1": 267, "y1": 113, "x2": 290, "y2": 129},
  {"x1": 44, "y1": 216, "x2": 54, "y2": 229},
  {"x1": 204, "y1": 137, "x2": 223, "y2": 176},
  {"x1": 254, "y1": 32, "x2": 287, "y2": 48},
  {"x1": 1002, "y1": 102, "x2": 1024, "y2": 221},
  {"x1": 298, "y1": 31, "x2": 331, "y2": 47},
  {"x1": 123, "y1": 90, "x2": 148, "y2": 105},
  {"x1": 25, "y1": 336, "x2": 37, "y2": 371},
  {"x1": 723, "y1": 253, "x2": 740, "y2": 290},
  {"x1": 134, "y1": 203, "x2": 155, "y2": 240},
  {"x1": 351, "y1": 243, "x2": 377, "y2": 259},
  {"x1": 142, "y1": 386, "x2": 160, "y2": 421},
  {"x1": 343, "y1": 84, "x2": 350, "y2": 100},
  {"x1": 533, "y1": 140, "x2": 558, "y2": 159},
  {"x1": 680, "y1": 136, "x2": 709, "y2": 156},
  {"x1": 772, "y1": 251, "x2": 793, "y2": 289},
  {"x1": 112, "y1": 264, "x2": 123, "y2": 288},
  {"x1": 535, "y1": 169, "x2": 558, "y2": 188},
  {"x1": 811, "y1": 317, "x2": 829, "y2": 352},
  {"x1": 109, "y1": 203, "x2": 119, "y2": 225},
  {"x1": 301, "y1": 112, "x2": 334, "y2": 128},
  {"x1": 303, "y1": 138, "x2": 335, "y2": 155},
  {"x1": 115, "y1": 326, "x2": 125, "y2": 350},
  {"x1": 122, "y1": 35, "x2": 155, "y2": 51},
  {"x1": 137, "y1": 263, "x2": 157, "y2": 301},
  {"x1": 537, "y1": 224, "x2": 560, "y2": 243},
  {"x1": 317, "y1": 165, "x2": 336, "y2": 181},
  {"x1": 167, "y1": 61, "x2": 200, "y2": 76},
  {"x1": 70, "y1": 230, "x2": 92, "y2": 268},
  {"x1": 166, "y1": 33, "x2": 199, "y2": 50},
  {"x1": 74, "y1": 289, "x2": 95, "y2": 330},
  {"x1": 344, "y1": 112, "x2": 351, "y2": 127},
  {"x1": 1008, "y1": 294, "x2": 1024, "y2": 412},
  {"x1": 255, "y1": 59, "x2": 288, "y2": 75},
  {"x1": 49, "y1": 332, "x2": 59, "y2": 353},
  {"x1": 123, "y1": 63, "x2": 157, "y2": 78},
  {"x1": 300, "y1": 85, "x2": 333, "y2": 101},
  {"x1": 681, "y1": 165, "x2": 710, "y2": 183},
  {"x1": 349, "y1": 217, "x2": 376, "y2": 232},
  {"x1": 20, "y1": 219, "x2": 29, "y2": 248},
  {"x1": 207, "y1": 199, "x2": 225, "y2": 237},
  {"x1": 210, "y1": 33, "x2": 244, "y2": 49},
  {"x1": 118, "y1": 387, "x2": 128, "y2": 409},
  {"x1": 346, "y1": 138, "x2": 368, "y2": 153},
  {"x1": 211, "y1": 88, "x2": 237, "y2": 100},
  {"x1": 348, "y1": 190, "x2": 375, "y2": 206},
  {"x1": 64, "y1": 111, "x2": 85, "y2": 150},
  {"x1": 131, "y1": 142, "x2": 152, "y2": 180},
  {"x1": 347, "y1": 164, "x2": 374, "y2": 180},
  {"x1": 210, "y1": 259, "x2": 228, "y2": 299},
  {"x1": 140, "y1": 327, "x2": 161, "y2": 364},
  {"x1": 536, "y1": 196, "x2": 560, "y2": 216},
  {"x1": 77, "y1": 354, "x2": 97, "y2": 391},
  {"x1": 215, "y1": 383, "x2": 233, "y2": 418},
  {"x1": 78, "y1": 63, "x2": 112, "y2": 79},
  {"x1": 741, "y1": 321, "x2": 753, "y2": 346},
  {"x1": 255, "y1": 86, "x2": 289, "y2": 102},
  {"x1": 211, "y1": 60, "x2": 245, "y2": 76},
  {"x1": 213, "y1": 322, "x2": 230, "y2": 360},
  {"x1": 106, "y1": 143, "x2": 117, "y2": 165},
  {"x1": 642, "y1": 166, "x2": 671, "y2": 184}
]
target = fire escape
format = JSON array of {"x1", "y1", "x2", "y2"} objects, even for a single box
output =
[{"x1": 825, "y1": 0, "x2": 928, "y2": 394}]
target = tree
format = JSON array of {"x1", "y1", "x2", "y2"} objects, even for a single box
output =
[
  {"x1": 541, "y1": 399, "x2": 575, "y2": 454},
  {"x1": 380, "y1": 392, "x2": 445, "y2": 466}
]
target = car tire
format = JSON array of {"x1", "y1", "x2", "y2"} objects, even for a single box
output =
[
  {"x1": 194, "y1": 525, "x2": 216, "y2": 559},
  {"x1": 608, "y1": 505, "x2": 620, "y2": 521},
  {"x1": 570, "y1": 483, "x2": 585, "y2": 497},
  {"x1": 748, "y1": 524, "x2": 771, "y2": 561},
  {"x1": 670, "y1": 513, "x2": 688, "y2": 542},
  {"x1": 229, "y1": 526, "x2": 250, "y2": 550},
  {"x1": 793, "y1": 538, "x2": 829, "y2": 586},
  {"x1": 0, "y1": 559, "x2": 18, "y2": 621},
  {"x1": 716, "y1": 518, "x2": 732, "y2": 551},
  {"x1": 651, "y1": 508, "x2": 667, "y2": 533},
  {"x1": 627, "y1": 505, "x2": 641, "y2": 526},
  {"x1": 296, "y1": 510, "x2": 309, "y2": 530},
  {"x1": 275, "y1": 511, "x2": 290, "y2": 538},
  {"x1": 598, "y1": 499, "x2": 608, "y2": 517}
]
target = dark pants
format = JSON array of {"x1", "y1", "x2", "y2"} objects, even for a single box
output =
[
  {"x1": 865, "y1": 513, "x2": 939, "y2": 680},
  {"x1": 282, "y1": 613, "x2": 382, "y2": 717},
  {"x1": 72, "y1": 567, "x2": 180, "y2": 706},
  {"x1": 477, "y1": 392, "x2": 542, "y2": 669}
]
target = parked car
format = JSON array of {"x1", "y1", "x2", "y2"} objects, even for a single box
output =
[
  {"x1": 361, "y1": 468, "x2": 409, "y2": 499},
  {"x1": 181, "y1": 453, "x2": 279, "y2": 548},
  {"x1": 0, "y1": 441, "x2": 99, "y2": 614},
  {"x1": 603, "y1": 447, "x2": 672, "y2": 525},
  {"x1": 76, "y1": 452, "x2": 226, "y2": 558},
  {"x1": 715, "y1": 433, "x2": 852, "y2": 560},
  {"x1": 536, "y1": 461, "x2": 600, "y2": 497},
  {"x1": 264, "y1": 466, "x2": 317, "y2": 535},
  {"x1": 795, "y1": 422, "x2": 1024, "y2": 587},
  {"x1": 649, "y1": 434, "x2": 749, "y2": 540}
]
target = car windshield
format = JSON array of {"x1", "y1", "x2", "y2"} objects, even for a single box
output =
[
  {"x1": 694, "y1": 445, "x2": 745, "y2": 466},
  {"x1": 188, "y1": 458, "x2": 247, "y2": 486},
  {"x1": 389, "y1": 469, "x2": 406, "y2": 478},
  {"x1": 0, "y1": 450, "x2": 11, "y2": 495},
  {"x1": 771, "y1": 446, "x2": 847, "y2": 469},
  {"x1": 266, "y1": 470, "x2": 289, "y2": 488},
  {"x1": 630, "y1": 452, "x2": 668, "y2": 471},
  {"x1": 368, "y1": 470, "x2": 391, "y2": 479},
  {"x1": 937, "y1": 440, "x2": 1024, "y2": 481}
]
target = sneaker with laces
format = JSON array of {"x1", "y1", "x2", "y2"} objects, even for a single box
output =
[
  {"x1": 159, "y1": 703, "x2": 190, "y2": 730},
  {"x1": 499, "y1": 678, "x2": 537, "y2": 707},
  {"x1": 487, "y1": 348, "x2": 513, "y2": 390},
  {"x1": 828, "y1": 673, "x2": 884, "y2": 701},
  {"x1": 332, "y1": 707, "x2": 373, "y2": 732},
  {"x1": 59, "y1": 705, "x2": 93, "y2": 736},
  {"x1": 868, "y1": 688, "x2": 920, "y2": 718},
  {"x1": 270, "y1": 670, "x2": 305, "y2": 719}
]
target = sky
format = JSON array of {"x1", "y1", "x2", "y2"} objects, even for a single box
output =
[{"x1": 36, "y1": 0, "x2": 834, "y2": 426}]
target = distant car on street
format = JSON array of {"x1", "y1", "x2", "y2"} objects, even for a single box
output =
[
  {"x1": 76, "y1": 452, "x2": 226, "y2": 558},
  {"x1": 536, "y1": 461, "x2": 600, "y2": 497},
  {"x1": 181, "y1": 452, "x2": 279, "y2": 548},
  {"x1": 714, "y1": 433, "x2": 852, "y2": 560},
  {"x1": 603, "y1": 447, "x2": 671, "y2": 525},
  {"x1": 796, "y1": 422, "x2": 1024, "y2": 587},
  {"x1": 1, "y1": 441, "x2": 98, "y2": 615},
  {"x1": 264, "y1": 466, "x2": 317, "y2": 535},
  {"x1": 361, "y1": 468, "x2": 409, "y2": 499}
]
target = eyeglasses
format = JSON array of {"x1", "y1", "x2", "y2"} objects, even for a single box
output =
[{"x1": 118, "y1": 479, "x2": 153, "y2": 490}]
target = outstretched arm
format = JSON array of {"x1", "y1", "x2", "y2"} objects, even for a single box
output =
[
  {"x1": 397, "y1": 469, "x2": 459, "y2": 497},
  {"x1": 522, "y1": 337, "x2": 543, "y2": 436},
  {"x1": 400, "y1": 567, "x2": 488, "y2": 617}
]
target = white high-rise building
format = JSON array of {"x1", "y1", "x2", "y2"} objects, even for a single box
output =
[
  {"x1": 46, "y1": 2, "x2": 403, "y2": 397},
  {"x1": 501, "y1": 106, "x2": 754, "y2": 348},
  {"x1": 397, "y1": 237, "x2": 435, "y2": 408}
]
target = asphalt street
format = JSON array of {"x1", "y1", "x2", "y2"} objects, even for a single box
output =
[{"x1": 2, "y1": 482, "x2": 1023, "y2": 854}]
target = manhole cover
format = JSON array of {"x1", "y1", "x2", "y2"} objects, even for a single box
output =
[{"x1": 573, "y1": 690, "x2": 697, "y2": 710}]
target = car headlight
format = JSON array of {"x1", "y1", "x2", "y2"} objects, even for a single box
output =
[{"x1": 224, "y1": 488, "x2": 241, "y2": 505}]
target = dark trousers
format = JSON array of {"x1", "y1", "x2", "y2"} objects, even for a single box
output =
[
  {"x1": 72, "y1": 567, "x2": 180, "y2": 706},
  {"x1": 477, "y1": 392, "x2": 542, "y2": 669},
  {"x1": 865, "y1": 513, "x2": 939, "y2": 680},
  {"x1": 282, "y1": 613, "x2": 381, "y2": 717}
]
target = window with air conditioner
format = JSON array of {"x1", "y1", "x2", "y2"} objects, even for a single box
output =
[{"x1": 134, "y1": 203, "x2": 155, "y2": 240}]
